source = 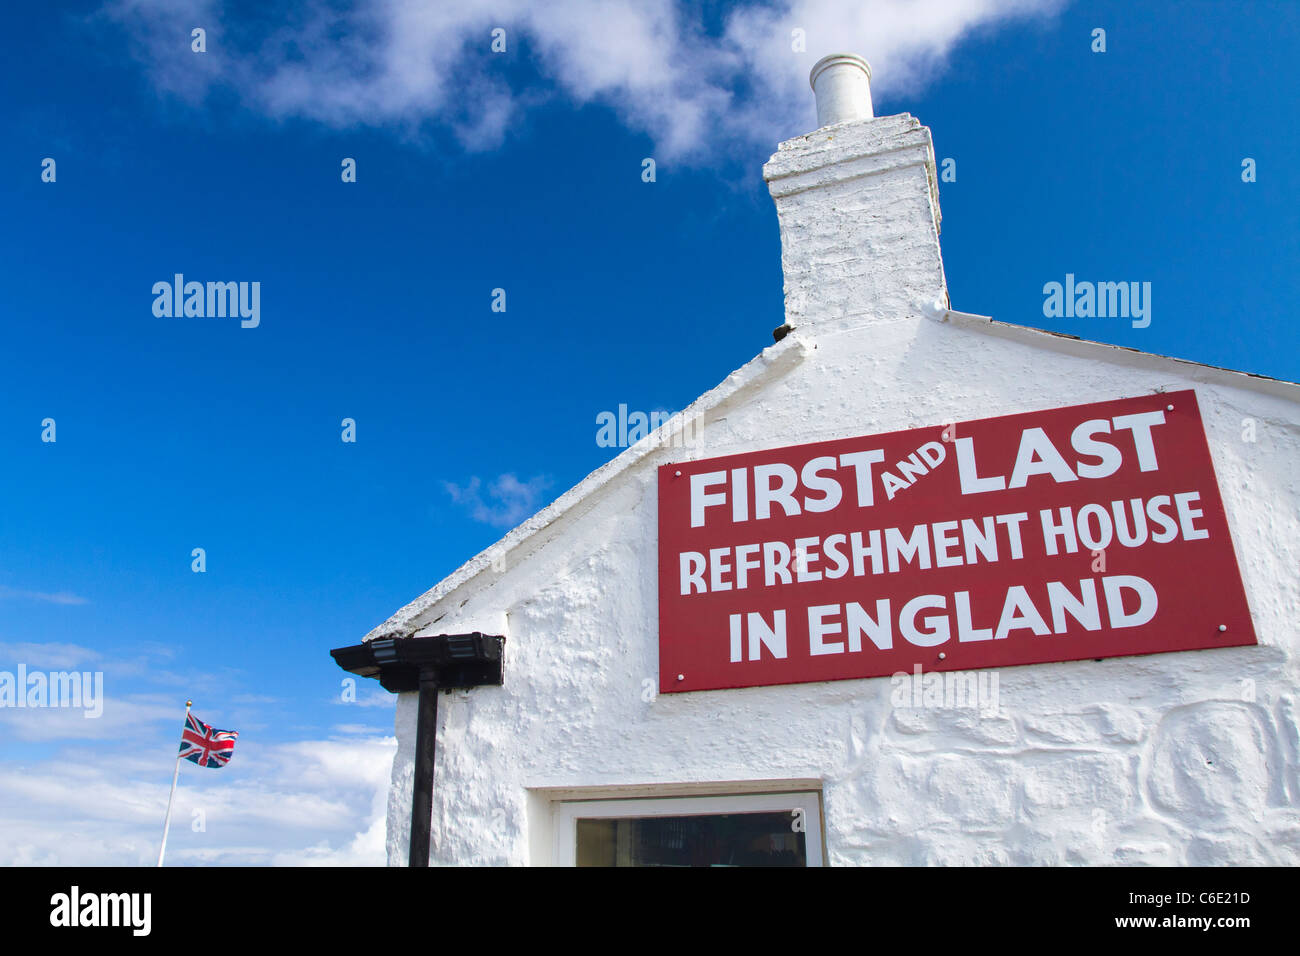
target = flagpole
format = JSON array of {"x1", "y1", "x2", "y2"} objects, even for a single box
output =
[{"x1": 156, "y1": 699, "x2": 191, "y2": 868}]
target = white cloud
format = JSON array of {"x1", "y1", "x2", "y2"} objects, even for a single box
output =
[
  {"x1": 0, "y1": 642, "x2": 100, "y2": 669},
  {"x1": 0, "y1": 734, "x2": 396, "y2": 866},
  {"x1": 0, "y1": 587, "x2": 89, "y2": 606},
  {"x1": 334, "y1": 686, "x2": 397, "y2": 708},
  {"x1": 332, "y1": 722, "x2": 386, "y2": 734},
  {"x1": 0, "y1": 648, "x2": 396, "y2": 865},
  {"x1": 269, "y1": 771, "x2": 389, "y2": 866},
  {"x1": 445, "y1": 473, "x2": 551, "y2": 528},
  {"x1": 0, "y1": 692, "x2": 177, "y2": 742},
  {"x1": 103, "y1": 0, "x2": 1064, "y2": 160}
]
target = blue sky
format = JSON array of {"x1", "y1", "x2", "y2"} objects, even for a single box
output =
[{"x1": 1, "y1": 0, "x2": 1296, "y2": 864}]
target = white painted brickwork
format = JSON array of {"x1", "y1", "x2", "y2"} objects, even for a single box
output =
[{"x1": 372, "y1": 105, "x2": 1300, "y2": 866}]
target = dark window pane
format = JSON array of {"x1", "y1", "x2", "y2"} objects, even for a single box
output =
[{"x1": 576, "y1": 811, "x2": 807, "y2": 867}]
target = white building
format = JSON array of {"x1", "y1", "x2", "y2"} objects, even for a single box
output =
[{"x1": 345, "y1": 55, "x2": 1300, "y2": 866}]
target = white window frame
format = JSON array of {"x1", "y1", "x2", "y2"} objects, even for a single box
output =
[{"x1": 553, "y1": 791, "x2": 824, "y2": 867}]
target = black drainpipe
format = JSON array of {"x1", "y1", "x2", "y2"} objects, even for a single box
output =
[
  {"x1": 410, "y1": 667, "x2": 439, "y2": 867},
  {"x1": 330, "y1": 632, "x2": 505, "y2": 867}
]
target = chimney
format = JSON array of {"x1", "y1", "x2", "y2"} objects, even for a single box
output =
[
  {"x1": 809, "y1": 54, "x2": 874, "y2": 126},
  {"x1": 764, "y1": 53, "x2": 948, "y2": 339}
]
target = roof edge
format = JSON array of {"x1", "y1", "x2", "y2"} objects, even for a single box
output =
[{"x1": 936, "y1": 308, "x2": 1300, "y2": 403}]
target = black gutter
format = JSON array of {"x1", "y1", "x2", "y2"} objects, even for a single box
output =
[{"x1": 330, "y1": 632, "x2": 505, "y2": 866}]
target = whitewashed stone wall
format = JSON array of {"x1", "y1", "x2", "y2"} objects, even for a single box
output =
[{"x1": 376, "y1": 112, "x2": 1300, "y2": 866}]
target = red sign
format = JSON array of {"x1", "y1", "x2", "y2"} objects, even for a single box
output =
[{"x1": 657, "y1": 390, "x2": 1256, "y2": 693}]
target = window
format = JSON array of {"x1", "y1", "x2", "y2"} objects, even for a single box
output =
[{"x1": 553, "y1": 791, "x2": 824, "y2": 867}]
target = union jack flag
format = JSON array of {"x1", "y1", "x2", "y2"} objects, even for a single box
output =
[{"x1": 178, "y1": 712, "x2": 238, "y2": 768}]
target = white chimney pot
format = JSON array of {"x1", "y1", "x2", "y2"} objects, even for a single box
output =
[{"x1": 809, "y1": 53, "x2": 874, "y2": 127}]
